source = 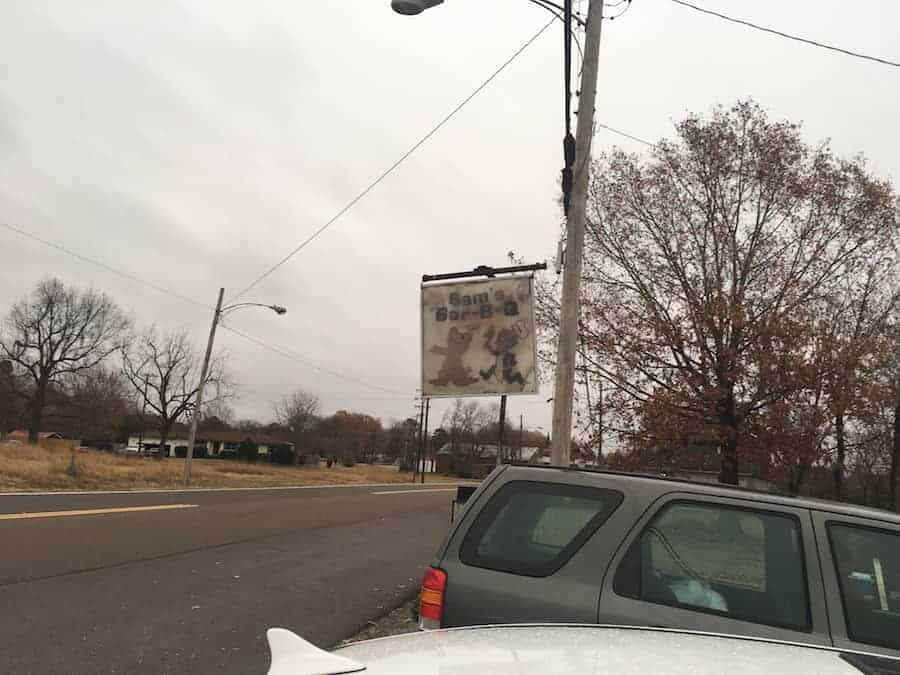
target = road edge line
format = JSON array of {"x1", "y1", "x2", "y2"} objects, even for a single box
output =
[{"x1": 0, "y1": 481, "x2": 472, "y2": 498}]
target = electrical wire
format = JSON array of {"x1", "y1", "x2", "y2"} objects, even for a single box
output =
[
  {"x1": 228, "y1": 18, "x2": 558, "y2": 304},
  {"x1": 525, "y1": 0, "x2": 586, "y2": 27},
  {"x1": 564, "y1": 0, "x2": 573, "y2": 137},
  {"x1": 1, "y1": 221, "x2": 210, "y2": 311},
  {"x1": 604, "y1": 0, "x2": 633, "y2": 21},
  {"x1": 524, "y1": 0, "x2": 585, "y2": 62},
  {"x1": 559, "y1": 0, "x2": 576, "y2": 216},
  {"x1": 1, "y1": 220, "x2": 414, "y2": 397},
  {"x1": 670, "y1": 0, "x2": 900, "y2": 68},
  {"x1": 595, "y1": 122, "x2": 658, "y2": 147},
  {"x1": 220, "y1": 325, "x2": 410, "y2": 397}
]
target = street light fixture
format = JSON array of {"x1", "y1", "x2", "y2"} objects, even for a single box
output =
[
  {"x1": 220, "y1": 302, "x2": 287, "y2": 317},
  {"x1": 183, "y1": 289, "x2": 287, "y2": 485},
  {"x1": 391, "y1": 0, "x2": 443, "y2": 15}
]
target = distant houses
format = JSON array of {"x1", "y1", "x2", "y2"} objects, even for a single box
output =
[
  {"x1": 434, "y1": 443, "x2": 544, "y2": 478},
  {"x1": 7, "y1": 430, "x2": 64, "y2": 442},
  {"x1": 125, "y1": 430, "x2": 293, "y2": 460}
]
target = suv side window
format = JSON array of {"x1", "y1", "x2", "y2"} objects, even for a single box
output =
[
  {"x1": 459, "y1": 481, "x2": 623, "y2": 577},
  {"x1": 614, "y1": 501, "x2": 810, "y2": 630},
  {"x1": 828, "y1": 524, "x2": 900, "y2": 650}
]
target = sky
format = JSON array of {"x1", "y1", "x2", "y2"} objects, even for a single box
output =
[{"x1": 1, "y1": 0, "x2": 898, "y2": 436}]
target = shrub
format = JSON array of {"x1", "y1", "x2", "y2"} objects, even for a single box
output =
[
  {"x1": 238, "y1": 438, "x2": 258, "y2": 463},
  {"x1": 270, "y1": 444, "x2": 296, "y2": 465}
]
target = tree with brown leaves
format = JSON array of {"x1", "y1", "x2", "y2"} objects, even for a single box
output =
[{"x1": 567, "y1": 100, "x2": 897, "y2": 485}]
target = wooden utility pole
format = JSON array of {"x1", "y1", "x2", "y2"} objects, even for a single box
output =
[
  {"x1": 551, "y1": 0, "x2": 605, "y2": 466},
  {"x1": 413, "y1": 396, "x2": 425, "y2": 482},
  {"x1": 497, "y1": 394, "x2": 507, "y2": 466},
  {"x1": 421, "y1": 397, "x2": 430, "y2": 483},
  {"x1": 518, "y1": 413, "x2": 524, "y2": 462}
]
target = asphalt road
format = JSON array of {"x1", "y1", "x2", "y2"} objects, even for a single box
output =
[{"x1": 0, "y1": 483, "x2": 459, "y2": 675}]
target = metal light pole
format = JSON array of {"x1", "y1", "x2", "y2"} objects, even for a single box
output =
[
  {"x1": 138, "y1": 374, "x2": 149, "y2": 455},
  {"x1": 391, "y1": 0, "x2": 606, "y2": 467},
  {"x1": 183, "y1": 290, "x2": 287, "y2": 486}
]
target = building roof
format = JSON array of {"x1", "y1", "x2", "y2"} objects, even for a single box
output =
[
  {"x1": 518, "y1": 446, "x2": 541, "y2": 462},
  {"x1": 9, "y1": 430, "x2": 63, "y2": 440},
  {"x1": 127, "y1": 431, "x2": 292, "y2": 446},
  {"x1": 199, "y1": 430, "x2": 291, "y2": 446}
]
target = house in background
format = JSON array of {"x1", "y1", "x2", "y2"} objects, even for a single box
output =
[
  {"x1": 126, "y1": 431, "x2": 293, "y2": 460},
  {"x1": 201, "y1": 431, "x2": 293, "y2": 459},
  {"x1": 8, "y1": 430, "x2": 64, "y2": 442},
  {"x1": 518, "y1": 446, "x2": 541, "y2": 463},
  {"x1": 435, "y1": 443, "x2": 546, "y2": 477}
]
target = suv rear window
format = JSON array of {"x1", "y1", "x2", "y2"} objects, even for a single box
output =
[
  {"x1": 829, "y1": 523, "x2": 900, "y2": 650},
  {"x1": 614, "y1": 501, "x2": 810, "y2": 631},
  {"x1": 459, "y1": 481, "x2": 623, "y2": 577}
]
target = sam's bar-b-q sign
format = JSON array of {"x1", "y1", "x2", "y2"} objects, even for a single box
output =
[{"x1": 421, "y1": 276, "x2": 538, "y2": 397}]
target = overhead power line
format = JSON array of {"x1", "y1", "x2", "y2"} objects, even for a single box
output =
[
  {"x1": 228, "y1": 17, "x2": 557, "y2": 304},
  {"x1": 1, "y1": 220, "x2": 411, "y2": 397},
  {"x1": 595, "y1": 123, "x2": 657, "y2": 147},
  {"x1": 220, "y1": 325, "x2": 409, "y2": 397},
  {"x1": 670, "y1": 0, "x2": 900, "y2": 68},
  {"x1": 1, "y1": 222, "x2": 210, "y2": 310},
  {"x1": 524, "y1": 0, "x2": 585, "y2": 61}
]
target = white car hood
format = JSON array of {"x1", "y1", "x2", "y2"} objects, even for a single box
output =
[{"x1": 267, "y1": 624, "x2": 874, "y2": 675}]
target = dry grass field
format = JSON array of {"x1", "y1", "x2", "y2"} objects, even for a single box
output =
[{"x1": 0, "y1": 441, "x2": 439, "y2": 492}]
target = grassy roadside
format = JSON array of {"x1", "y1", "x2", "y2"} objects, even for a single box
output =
[{"x1": 0, "y1": 441, "x2": 455, "y2": 492}]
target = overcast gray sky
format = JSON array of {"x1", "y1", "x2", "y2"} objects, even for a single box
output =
[{"x1": 2, "y1": 0, "x2": 898, "y2": 433}]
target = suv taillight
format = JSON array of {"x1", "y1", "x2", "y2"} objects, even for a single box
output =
[{"x1": 418, "y1": 566, "x2": 447, "y2": 630}]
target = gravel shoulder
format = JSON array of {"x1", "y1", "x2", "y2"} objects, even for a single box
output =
[{"x1": 340, "y1": 597, "x2": 420, "y2": 645}]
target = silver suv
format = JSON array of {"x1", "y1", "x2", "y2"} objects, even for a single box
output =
[{"x1": 419, "y1": 464, "x2": 900, "y2": 659}]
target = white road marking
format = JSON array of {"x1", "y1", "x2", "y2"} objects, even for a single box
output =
[
  {"x1": 371, "y1": 488, "x2": 458, "y2": 495},
  {"x1": 0, "y1": 503, "x2": 197, "y2": 521}
]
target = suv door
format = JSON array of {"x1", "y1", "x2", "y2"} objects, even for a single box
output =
[
  {"x1": 598, "y1": 492, "x2": 831, "y2": 646},
  {"x1": 811, "y1": 510, "x2": 900, "y2": 659}
]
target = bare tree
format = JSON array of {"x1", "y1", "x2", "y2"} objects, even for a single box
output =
[
  {"x1": 202, "y1": 400, "x2": 235, "y2": 426},
  {"x1": 121, "y1": 326, "x2": 231, "y2": 458},
  {"x1": 393, "y1": 417, "x2": 419, "y2": 458},
  {"x1": 0, "y1": 279, "x2": 130, "y2": 442},
  {"x1": 0, "y1": 359, "x2": 15, "y2": 440},
  {"x1": 66, "y1": 366, "x2": 130, "y2": 442},
  {"x1": 566, "y1": 100, "x2": 897, "y2": 485},
  {"x1": 274, "y1": 389, "x2": 321, "y2": 464}
]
